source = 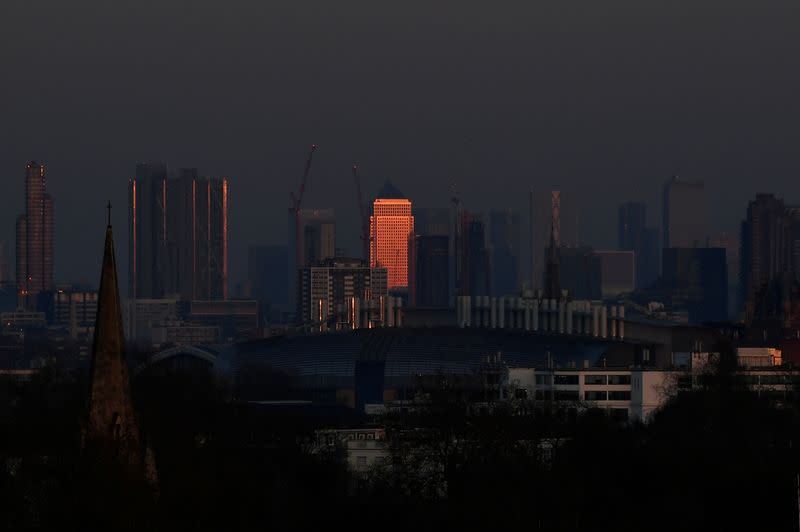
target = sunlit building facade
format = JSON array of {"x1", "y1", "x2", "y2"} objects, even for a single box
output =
[
  {"x1": 370, "y1": 198, "x2": 414, "y2": 291},
  {"x1": 129, "y1": 163, "x2": 228, "y2": 301}
]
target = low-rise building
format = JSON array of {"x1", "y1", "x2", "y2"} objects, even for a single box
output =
[{"x1": 314, "y1": 427, "x2": 389, "y2": 474}]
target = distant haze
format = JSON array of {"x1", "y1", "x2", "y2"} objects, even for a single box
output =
[{"x1": 2, "y1": 0, "x2": 799, "y2": 287}]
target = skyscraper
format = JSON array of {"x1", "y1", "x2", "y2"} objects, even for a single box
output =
[
  {"x1": 414, "y1": 208, "x2": 450, "y2": 237},
  {"x1": 248, "y1": 245, "x2": 289, "y2": 314},
  {"x1": 287, "y1": 208, "x2": 336, "y2": 311},
  {"x1": 129, "y1": 163, "x2": 228, "y2": 301},
  {"x1": 461, "y1": 212, "x2": 491, "y2": 297},
  {"x1": 618, "y1": 202, "x2": 646, "y2": 253},
  {"x1": 558, "y1": 246, "x2": 601, "y2": 300},
  {"x1": 16, "y1": 161, "x2": 54, "y2": 308},
  {"x1": 370, "y1": 184, "x2": 414, "y2": 291},
  {"x1": 545, "y1": 191, "x2": 561, "y2": 299},
  {"x1": 787, "y1": 206, "x2": 800, "y2": 283},
  {"x1": 662, "y1": 247, "x2": 728, "y2": 324},
  {"x1": 0, "y1": 241, "x2": 9, "y2": 284},
  {"x1": 415, "y1": 207, "x2": 454, "y2": 303},
  {"x1": 594, "y1": 250, "x2": 636, "y2": 298},
  {"x1": 662, "y1": 176, "x2": 707, "y2": 248},
  {"x1": 709, "y1": 231, "x2": 740, "y2": 319},
  {"x1": 489, "y1": 209, "x2": 521, "y2": 296},
  {"x1": 639, "y1": 228, "x2": 661, "y2": 289},
  {"x1": 194, "y1": 176, "x2": 228, "y2": 300},
  {"x1": 618, "y1": 202, "x2": 660, "y2": 289},
  {"x1": 128, "y1": 162, "x2": 168, "y2": 299},
  {"x1": 740, "y1": 193, "x2": 793, "y2": 317},
  {"x1": 411, "y1": 234, "x2": 449, "y2": 307}
]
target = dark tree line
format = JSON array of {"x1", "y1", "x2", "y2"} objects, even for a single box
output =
[{"x1": 2, "y1": 341, "x2": 800, "y2": 530}]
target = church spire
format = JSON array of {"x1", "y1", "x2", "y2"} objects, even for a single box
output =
[{"x1": 86, "y1": 213, "x2": 155, "y2": 483}]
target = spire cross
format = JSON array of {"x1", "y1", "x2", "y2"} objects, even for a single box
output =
[{"x1": 107, "y1": 200, "x2": 112, "y2": 227}]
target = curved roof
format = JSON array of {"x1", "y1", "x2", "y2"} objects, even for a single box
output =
[
  {"x1": 134, "y1": 344, "x2": 222, "y2": 376},
  {"x1": 227, "y1": 328, "x2": 619, "y2": 383}
]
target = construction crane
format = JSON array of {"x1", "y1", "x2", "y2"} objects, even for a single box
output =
[
  {"x1": 289, "y1": 144, "x2": 318, "y2": 269},
  {"x1": 352, "y1": 163, "x2": 370, "y2": 262}
]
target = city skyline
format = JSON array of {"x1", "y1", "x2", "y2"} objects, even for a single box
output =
[
  {"x1": 5, "y1": 157, "x2": 800, "y2": 291},
  {"x1": 5, "y1": 3, "x2": 800, "y2": 528},
  {"x1": 3, "y1": 1, "x2": 800, "y2": 286}
]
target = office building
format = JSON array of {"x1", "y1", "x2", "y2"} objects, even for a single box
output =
[
  {"x1": 0, "y1": 241, "x2": 9, "y2": 285},
  {"x1": 129, "y1": 163, "x2": 228, "y2": 301},
  {"x1": 411, "y1": 235, "x2": 449, "y2": 307},
  {"x1": 16, "y1": 162, "x2": 55, "y2": 308},
  {"x1": 787, "y1": 206, "x2": 800, "y2": 283},
  {"x1": 414, "y1": 208, "x2": 450, "y2": 237},
  {"x1": 164, "y1": 168, "x2": 228, "y2": 301},
  {"x1": 709, "y1": 232, "x2": 740, "y2": 319},
  {"x1": 662, "y1": 176, "x2": 707, "y2": 248},
  {"x1": 128, "y1": 162, "x2": 168, "y2": 299},
  {"x1": 558, "y1": 247, "x2": 601, "y2": 301},
  {"x1": 594, "y1": 250, "x2": 636, "y2": 298},
  {"x1": 297, "y1": 258, "x2": 388, "y2": 327},
  {"x1": 490, "y1": 209, "x2": 521, "y2": 296},
  {"x1": 287, "y1": 208, "x2": 336, "y2": 311},
  {"x1": 461, "y1": 213, "x2": 491, "y2": 297},
  {"x1": 639, "y1": 228, "x2": 661, "y2": 289},
  {"x1": 248, "y1": 245, "x2": 289, "y2": 314},
  {"x1": 557, "y1": 249, "x2": 634, "y2": 301},
  {"x1": 618, "y1": 202, "x2": 659, "y2": 288},
  {"x1": 618, "y1": 202, "x2": 646, "y2": 253},
  {"x1": 370, "y1": 185, "x2": 414, "y2": 291},
  {"x1": 662, "y1": 247, "x2": 728, "y2": 324},
  {"x1": 124, "y1": 298, "x2": 180, "y2": 344},
  {"x1": 740, "y1": 194, "x2": 793, "y2": 318},
  {"x1": 39, "y1": 286, "x2": 99, "y2": 335}
]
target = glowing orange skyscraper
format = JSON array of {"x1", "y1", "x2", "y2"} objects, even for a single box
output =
[{"x1": 370, "y1": 190, "x2": 414, "y2": 291}]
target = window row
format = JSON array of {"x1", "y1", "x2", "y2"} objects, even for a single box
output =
[{"x1": 535, "y1": 374, "x2": 632, "y2": 386}]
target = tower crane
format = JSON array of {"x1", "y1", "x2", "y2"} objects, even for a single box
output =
[
  {"x1": 352, "y1": 163, "x2": 370, "y2": 262},
  {"x1": 289, "y1": 144, "x2": 318, "y2": 269}
]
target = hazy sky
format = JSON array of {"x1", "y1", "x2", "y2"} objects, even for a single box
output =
[{"x1": 2, "y1": 0, "x2": 800, "y2": 286}]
